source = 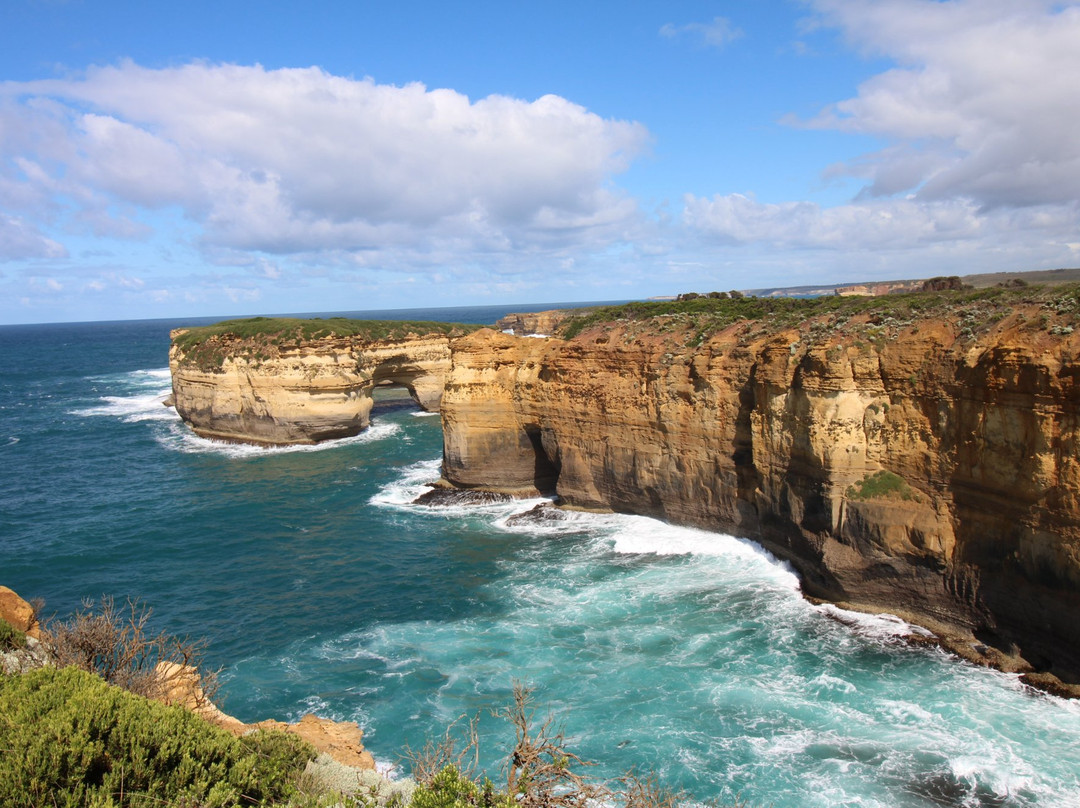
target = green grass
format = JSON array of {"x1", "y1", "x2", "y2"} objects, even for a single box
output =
[{"x1": 846, "y1": 470, "x2": 918, "y2": 502}]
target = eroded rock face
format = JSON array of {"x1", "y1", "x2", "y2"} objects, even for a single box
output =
[
  {"x1": 169, "y1": 332, "x2": 454, "y2": 445},
  {"x1": 0, "y1": 585, "x2": 40, "y2": 639},
  {"x1": 155, "y1": 661, "x2": 376, "y2": 769},
  {"x1": 439, "y1": 314, "x2": 1080, "y2": 683}
]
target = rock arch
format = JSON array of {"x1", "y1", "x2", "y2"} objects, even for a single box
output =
[{"x1": 169, "y1": 334, "x2": 455, "y2": 445}]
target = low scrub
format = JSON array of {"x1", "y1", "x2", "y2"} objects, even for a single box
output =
[
  {"x1": 173, "y1": 317, "x2": 482, "y2": 371},
  {"x1": 175, "y1": 316, "x2": 482, "y2": 346},
  {"x1": 45, "y1": 595, "x2": 218, "y2": 702},
  {"x1": 0, "y1": 666, "x2": 315, "y2": 807},
  {"x1": 557, "y1": 282, "x2": 1080, "y2": 342},
  {"x1": 846, "y1": 470, "x2": 918, "y2": 502}
]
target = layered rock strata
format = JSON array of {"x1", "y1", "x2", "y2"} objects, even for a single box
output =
[
  {"x1": 170, "y1": 331, "x2": 455, "y2": 445},
  {"x1": 495, "y1": 309, "x2": 580, "y2": 336},
  {"x1": 439, "y1": 302, "x2": 1080, "y2": 686}
]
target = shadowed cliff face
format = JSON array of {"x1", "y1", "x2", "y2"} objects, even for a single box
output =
[
  {"x1": 440, "y1": 308, "x2": 1080, "y2": 684},
  {"x1": 169, "y1": 333, "x2": 453, "y2": 445}
]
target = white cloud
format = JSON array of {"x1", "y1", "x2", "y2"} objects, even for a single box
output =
[
  {"x1": 680, "y1": 1, "x2": 1080, "y2": 273},
  {"x1": 683, "y1": 191, "x2": 1080, "y2": 280},
  {"x1": 0, "y1": 62, "x2": 649, "y2": 264},
  {"x1": 683, "y1": 193, "x2": 985, "y2": 248},
  {"x1": 0, "y1": 212, "x2": 67, "y2": 260},
  {"x1": 660, "y1": 17, "x2": 743, "y2": 49},
  {"x1": 800, "y1": 0, "x2": 1080, "y2": 208}
]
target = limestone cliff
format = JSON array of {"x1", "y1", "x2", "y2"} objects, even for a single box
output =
[
  {"x1": 495, "y1": 309, "x2": 581, "y2": 336},
  {"x1": 439, "y1": 288, "x2": 1080, "y2": 687},
  {"x1": 169, "y1": 318, "x2": 477, "y2": 445}
]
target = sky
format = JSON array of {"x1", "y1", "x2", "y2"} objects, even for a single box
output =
[{"x1": 1, "y1": 1, "x2": 1079, "y2": 324}]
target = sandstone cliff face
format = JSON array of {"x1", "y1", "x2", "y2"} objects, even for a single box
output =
[
  {"x1": 440, "y1": 305, "x2": 1080, "y2": 683},
  {"x1": 170, "y1": 332, "x2": 453, "y2": 445},
  {"x1": 495, "y1": 309, "x2": 578, "y2": 336}
]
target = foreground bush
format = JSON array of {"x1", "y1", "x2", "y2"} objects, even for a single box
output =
[{"x1": 0, "y1": 666, "x2": 315, "y2": 807}]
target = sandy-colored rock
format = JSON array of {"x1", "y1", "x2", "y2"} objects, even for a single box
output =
[
  {"x1": 439, "y1": 308, "x2": 1080, "y2": 683},
  {"x1": 0, "y1": 585, "x2": 40, "y2": 639},
  {"x1": 155, "y1": 661, "x2": 248, "y2": 733},
  {"x1": 257, "y1": 714, "x2": 376, "y2": 771},
  {"x1": 495, "y1": 309, "x2": 577, "y2": 336},
  {"x1": 169, "y1": 332, "x2": 456, "y2": 445},
  {"x1": 154, "y1": 661, "x2": 376, "y2": 769}
]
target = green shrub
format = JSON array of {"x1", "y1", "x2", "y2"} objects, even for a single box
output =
[
  {"x1": 173, "y1": 317, "x2": 483, "y2": 371},
  {"x1": 0, "y1": 666, "x2": 315, "y2": 807},
  {"x1": 846, "y1": 470, "x2": 918, "y2": 502},
  {"x1": 0, "y1": 616, "x2": 26, "y2": 650},
  {"x1": 410, "y1": 766, "x2": 513, "y2": 808}
]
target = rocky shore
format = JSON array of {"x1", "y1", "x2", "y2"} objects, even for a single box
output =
[{"x1": 438, "y1": 288, "x2": 1080, "y2": 694}]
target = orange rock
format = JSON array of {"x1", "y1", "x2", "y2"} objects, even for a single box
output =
[
  {"x1": 154, "y1": 661, "x2": 247, "y2": 734},
  {"x1": 0, "y1": 586, "x2": 40, "y2": 639}
]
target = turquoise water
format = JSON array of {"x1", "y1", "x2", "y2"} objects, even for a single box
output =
[{"x1": 2, "y1": 310, "x2": 1080, "y2": 807}]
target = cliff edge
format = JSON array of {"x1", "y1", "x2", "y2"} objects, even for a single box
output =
[{"x1": 439, "y1": 286, "x2": 1080, "y2": 689}]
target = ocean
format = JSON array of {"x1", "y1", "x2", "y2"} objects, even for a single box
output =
[{"x1": 2, "y1": 305, "x2": 1079, "y2": 808}]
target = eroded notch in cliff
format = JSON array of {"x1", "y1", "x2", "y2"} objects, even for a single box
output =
[{"x1": 525, "y1": 424, "x2": 561, "y2": 495}]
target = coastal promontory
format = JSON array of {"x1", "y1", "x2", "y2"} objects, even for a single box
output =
[
  {"x1": 168, "y1": 317, "x2": 479, "y2": 445},
  {"x1": 438, "y1": 286, "x2": 1080, "y2": 690}
]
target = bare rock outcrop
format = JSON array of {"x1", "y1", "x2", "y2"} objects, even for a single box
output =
[
  {"x1": 0, "y1": 585, "x2": 40, "y2": 639},
  {"x1": 495, "y1": 309, "x2": 580, "y2": 336},
  {"x1": 438, "y1": 297, "x2": 1080, "y2": 686}
]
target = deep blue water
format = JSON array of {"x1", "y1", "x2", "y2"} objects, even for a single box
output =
[{"x1": 2, "y1": 306, "x2": 1080, "y2": 808}]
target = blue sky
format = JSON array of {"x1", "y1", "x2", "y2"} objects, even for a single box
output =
[{"x1": 2, "y1": 0, "x2": 1078, "y2": 323}]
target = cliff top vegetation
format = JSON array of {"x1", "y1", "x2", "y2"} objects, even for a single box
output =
[
  {"x1": 174, "y1": 316, "x2": 482, "y2": 349},
  {"x1": 557, "y1": 281, "x2": 1080, "y2": 344},
  {"x1": 171, "y1": 316, "x2": 483, "y2": 372}
]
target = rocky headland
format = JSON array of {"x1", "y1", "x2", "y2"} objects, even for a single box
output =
[
  {"x1": 164, "y1": 288, "x2": 1080, "y2": 694},
  {"x1": 439, "y1": 285, "x2": 1080, "y2": 692},
  {"x1": 169, "y1": 317, "x2": 479, "y2": 445}
]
